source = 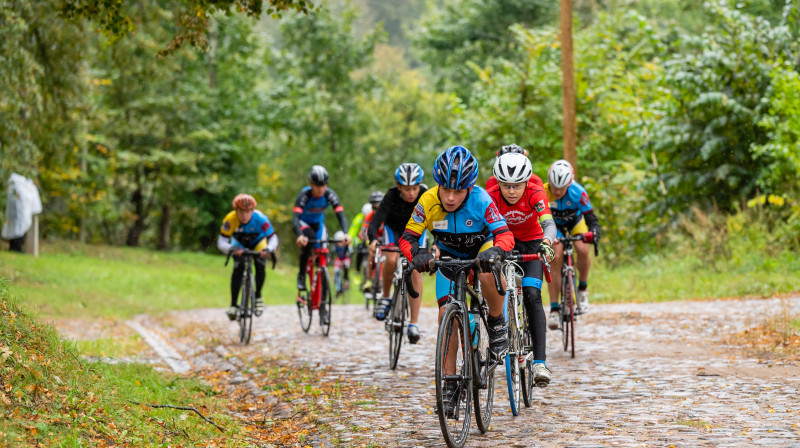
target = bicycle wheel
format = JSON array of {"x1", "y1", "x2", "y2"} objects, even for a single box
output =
[
  {"x1": 297, "y1": 288, "x2": 312, "y2": 333},
  {"x1": 321, "y1": 271, "x2": 332, "y2": 336},
  {"x1": 239, "y1": 273, "x2": 254, "y2": 345},
  {"x1": 334, "y1": 268, "x2": 342, "y2": 302},
  {"x1": 387, "y1": 281, "x2": 405, "y2": 370},
  {"x1": 504, "y1": 300, "x2": 522, "y2": 417},
  {"x1": 435, "y1": 305, "x2": 471, "y2": 448},
  {"x1": 473, "y1": 307, "x2": 494, "y2": 433},
  {"x1": 561, "y1": 270, "x2": 575, "y2": 358},
  {"x1": 519, "y1": 305, "x2": 534, "y2": 407}
]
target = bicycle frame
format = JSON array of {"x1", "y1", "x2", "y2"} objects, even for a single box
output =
[{"x1": 306, "y1": 247, "x2": 329, "y2": 310}]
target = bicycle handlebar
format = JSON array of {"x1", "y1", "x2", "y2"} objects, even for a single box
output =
[
  {"x1": 504, "y1": 253, "x2": 552, "y2": 283},
  {"x1": 430, "y1": 256, "x2": 505, "y2": 296},
  {"x1": 558, "y1": 232, "x2": 600, "y2": 257},
  {"x1": 225, "y1": 249, "x2": 277, "y2": 269}
]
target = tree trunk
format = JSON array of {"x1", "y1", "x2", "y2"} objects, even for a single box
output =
[
  {"x1": 560, "y1": 0, "x2": 578, "y2": 171},
  {"x1": 125, "y1": 167, "x2": 145, "y2": 247},
  {"x1": 157, "y1": 203, "x2": 171, "y2": 250}
]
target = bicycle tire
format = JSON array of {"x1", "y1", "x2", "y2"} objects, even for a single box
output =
[
  {"x1": 473, "y1": 306, "x2": 494, "y2": 433},
  {"x1": 561, "y1": 269, "x2": 576, "y2": 358},
  {"x1": 569, "y1": 270, "x2": 577, "y2": 358},
  {"x1": 520, "y1": 307, "x2": 534, "y2": 407},
  {"x1": 435, "y1": 304, "x2": 471, "y2": 448},
  {"x1": 297, "y1": 289, "x2": 312, "y2": 333},
  {"x1": 504, "y1": 280, "x2": 523, "y2": 416},
  {"x1": 239, "y1": 272, "x2": 254, "y2": 345},
  {"x1": 321, "y1": 271, "x2": 332, "y2": 336},
  {"x1": 387, "y1": 280, "x2": 404, "y2": 370}
]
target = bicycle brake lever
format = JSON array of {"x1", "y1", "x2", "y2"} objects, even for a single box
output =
[{"x1": 225, "y1": 251, "x2": 232, "y2": 267}]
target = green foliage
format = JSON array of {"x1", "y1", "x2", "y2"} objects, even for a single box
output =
[
  {"x1": 0, "y1": 279, "x2": 242, "y2": 446},
  {"x1": 415, "y1": 0, "x2": 553, "y2": 98},
  {"x1": 60, "y1": 0, "x2": 314, "y2": 54},
  {"x1": 647, "y1": 1, "x2": 800, "y2": 213}
]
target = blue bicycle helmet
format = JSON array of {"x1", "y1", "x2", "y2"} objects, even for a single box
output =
[
  {"x1": 394, "y1": 163, "x2": 424, "y2": 186},
  {"x1": 432, "y1": 145, "x2": 479, "y2": 190}
]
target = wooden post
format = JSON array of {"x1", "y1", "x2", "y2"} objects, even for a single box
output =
[
  {"x1": 24, "y1": 215, "x2": 39, "y2": 257},
  {"x1": 560, "y1": 0, "x2": 577, "y2": 171}
]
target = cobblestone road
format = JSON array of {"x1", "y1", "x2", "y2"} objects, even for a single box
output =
[{"x1": 65, "y1": 296, "x2": 800, "y2": 447}]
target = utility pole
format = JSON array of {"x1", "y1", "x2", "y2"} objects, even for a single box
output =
[{"x1": 560, "y1": 0, "x2": 577, "y2": 170}]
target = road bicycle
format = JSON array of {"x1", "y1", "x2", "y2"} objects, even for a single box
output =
[
  {"x1": 502, "y1": 252, "x2": 551, "y2": 416},
  {"x1": 366, "y1": 244, "x2": 384, "y2": 315},
  {"x1": 297, "y1": 239, "x2": 339, "y2": 336},
  {"x1": 382, "y1": 246, "x2": 416, "y2": 370},
  {"x1": 332, "y1": 250, "x2": 351, "y2": 303},
  {"x1": 555, "y1": 231, "x2": 598, "y2": 358},
  {"x1": 423, "y1": 255, "x2": 505, "y2": 448},
  {"x1": 224, "y1": 249, "x2": 275, "y2": 345}
]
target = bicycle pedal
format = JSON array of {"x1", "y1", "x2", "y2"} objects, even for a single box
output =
[{"x1": 535, "y1": 380, "x2": 550, "y2": 388}]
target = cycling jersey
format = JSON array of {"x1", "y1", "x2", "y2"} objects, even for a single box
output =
[
  {"x1": 485, "y1": 173, "x2": 544, "y2": 191},
  {"x1": 367, "y1": 185, "x2": 428, "y2": 244},
  {"x1": 292, "y1": 186, "x2": 348, "y2": 236},
  {"x1": 544, "y1": 181, "x2": 593, "y2": 228},
  {"x1": 219, "y1": 210, "x2": 276, "y2": 250},
  {"x1": 401, "y1": 186, "x2": 514, "y2": 259},
  {"x1": 486, "y1": 182, "x2": 556, "y2": 243},
  {"x1": 348, "y1": 212, "x2": 365, "y2": 242}
]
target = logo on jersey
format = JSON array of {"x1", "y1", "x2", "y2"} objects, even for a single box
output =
[
  {"x1": 504, "y1": 210, "x2": 531, "y2": 226},
  {"x1": 465, "y1": 219, "x2": 473, "y2": 227},
  {"x1": 433, "y1": 220, "x2": 448, "y2": 230},
  {"x1": 580, "y1": 192, "x2": 590, "y2": 206},
  {"x1": 261, "y1": 222, "x2": 271, "y2": 232},
  {"x1": 222, "y1": 221, "x2": 231, "y2": 232},
  {"x1": 485, "y1": 204, "x2": 502, "y2": 224},
  {"x1": 412, "y1": 203, "x2": 425, "y2": 223},
  {"x1": 535, "y1": 200, "x2": 546, "y2": 213}
]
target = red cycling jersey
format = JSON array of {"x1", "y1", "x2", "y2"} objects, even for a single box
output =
[{"x1": 486, "y1": 181, "x2": 552, "y2": 242}]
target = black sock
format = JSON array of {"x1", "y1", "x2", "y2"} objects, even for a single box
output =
[{"x1": 578, "y1": 281, "x2": 588, "y2": 291}]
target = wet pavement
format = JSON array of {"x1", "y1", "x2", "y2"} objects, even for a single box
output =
[{"x1": 64, "y1": 296, "x2": 800, "y2": 447}]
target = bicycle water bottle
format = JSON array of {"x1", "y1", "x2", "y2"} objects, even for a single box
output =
[{"x1": 468, "y1": 312, "x2": 479, "y2": 348}]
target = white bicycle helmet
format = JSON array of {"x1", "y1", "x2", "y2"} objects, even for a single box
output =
[
  {"x1": 548, "y1": 159, "x2": 574, "y2": 189},
  {"x1": 361, "y1": 203, "x2": 372, "y2": 216},
  {"x1": 493, "y1": 153, "x2": 532, "y2": 184},
  {"x1": 333, "y1": 230, "x2": 345, "y2": 242}
]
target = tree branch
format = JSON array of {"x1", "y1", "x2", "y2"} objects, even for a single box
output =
[{"x1": 130, "y1": 401, "x2": 224, "y2": 432}]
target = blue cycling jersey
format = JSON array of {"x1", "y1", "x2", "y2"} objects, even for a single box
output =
[{"x1": 546, "y1": 181, "x2": 593, "y2": 228}]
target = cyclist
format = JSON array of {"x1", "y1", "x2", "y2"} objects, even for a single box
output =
[
  {"x1": 486, "y1": 152, "x2": 556, "y2": 386},
  {"x1": 544, "y1": 159, "x2": 602, "y2": 329},
  {"x1": 360, "y1": 190, "x2": 385, "y2": 293},
  {"x1": 349, "y1": 202, "x2": 373, "y2": 281},
  {"x1": 332, "y1": 230, "x2": 352, "y2": 292},
  {"x1": 485, "y1": 144, "x2": 544, "y2": 191},
  {"x1": 401, "y1": 146, "x2": 515, "y2": 415},
  {"x1": 217, "y1": 193, "x2": 278, "y2": 320},
  {"x1": 368, "y1": 163, "x2": 428, "y2": 344},
  {"x1": 293, "y1": 165, "x2": 351, "y2": 325}
]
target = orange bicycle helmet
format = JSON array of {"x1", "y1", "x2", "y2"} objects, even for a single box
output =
[{"x1": 232, "y1": 193, "x2": 257, "y2": 211}]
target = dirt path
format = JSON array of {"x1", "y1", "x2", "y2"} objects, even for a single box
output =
[{"x1": 57, "y1": 296, "x2": 800, "y2": 447}]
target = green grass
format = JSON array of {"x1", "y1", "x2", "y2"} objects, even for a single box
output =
[
  {"x1": 74, "y1": 336, "x2": 147, "y2": 359},
  {"x1": 0, "y1": 280, "x2": 246, "y2": 447},
  {"x1": 0, "y1": 240, "x2": 444, "y2": 320},
  {"x1": 0, "y1": 240, "x2": 301, "y2": 320}
]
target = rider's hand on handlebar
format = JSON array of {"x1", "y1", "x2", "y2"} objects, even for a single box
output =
[
  {"x1": 260, "y1": 249, "x2": 268, "y2": 258},
  {"x1": 342, "y1": 234, "x2": 352, "y2": 245},
  {"x1": 539, "y1": 241, "x2": 555, "y2": 263},
  {"x1": 476, "y1": 246, "x2": 503, "y2": 272},
  {"x1": 412, "y1": 251, "x2": 436, "y2": 273},
  {"x1": 583, "y1": 231, "x2": 596, "y2": 244},
  {"x1": 296, "y1": 235, "x2": 308, "y2": 247}
]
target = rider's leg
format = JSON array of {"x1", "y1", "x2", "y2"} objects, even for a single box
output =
[
  {"x1": 409, "y1": 270, "x2": 422, "y2": 324},
  {"x1": 297, "y1": 226, "x2": 317, "y2": 290},
  {"x1": 382, "y1": 251, "x2": 397, "y2": 299},
  {"x1": 231, "y1": 257, "x2": 244, "y2": 307},
  {"x1": 574, "y1": 240, "x2": 591, "y2": 285}
]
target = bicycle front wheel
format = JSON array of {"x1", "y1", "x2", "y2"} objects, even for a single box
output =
[
  {"x1": 321, "y1": 271, "x2": 332, "y2": 336},
  {"x1": 473, "y1": 307, "x2": 494, "y2": 433},
  {"x1": 239, "y1": 274, "x2": 254, "y2": 345},
  {"x1": 387, "y1": 281, "x2": 405, "y2": 370},
  {"x1": 504, "y1": 312, "x2": 522, "y2": 416},
  {"x1": 435, "y1": 304, "x2": 472, "y2": 448},
  {"x1": 297, "y1": 289, "x2": 312, "y2": 333},
  {"x1": 561, "y1": 270, "x2": 575, "y2": 358}
]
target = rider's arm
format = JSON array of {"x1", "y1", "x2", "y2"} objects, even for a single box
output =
[
  {"x1": 326, "y1": 189, "x2": 349, "y2": 232},
  {"x1": 266, "y1": 233, "x2": 279, "y2": 252},
  {"x1": 217, "y1": 235, "x2": 233, "y2": 253},
  {"x1": 481, "y1": 195, "x2": 515, "y2": 252},
  {"x1": 583, "y1": 210, "x2": 601, "y2": 238},
  {"x1": 367, "y1": 193, "x2": 389, "y2": 243},
  {"x1": 348, "y1": 213, "x2": 364, "y2": 241},
  {"x1": 292, "y1": 190, "x2": 309, "y2": 236},
  {"x1": 530, "y1": 187, "x2": 557, "y2": 244}
]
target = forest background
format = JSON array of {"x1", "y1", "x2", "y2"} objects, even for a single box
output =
[{"x1": 2, "y1": 0, "x2": 800, "y2": 272}]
